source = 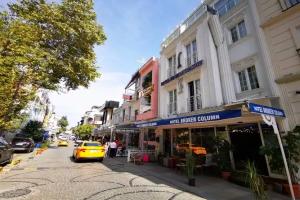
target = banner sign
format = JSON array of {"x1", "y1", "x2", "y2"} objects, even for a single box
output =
[
  {"x1": 135, "y1": 109, "x2": 241, "y2": 128},
  {"x1": 248, "y1": 103, "x2": 285, "y2": 117}
]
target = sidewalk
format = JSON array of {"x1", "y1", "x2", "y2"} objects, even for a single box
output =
[{"x1": 103, "y1": 157, "x2": 291, "y2": 200}]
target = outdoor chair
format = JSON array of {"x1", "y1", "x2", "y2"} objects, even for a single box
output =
[{"x1": 133, "y1": 153, "x2": 144, "y2": 165}]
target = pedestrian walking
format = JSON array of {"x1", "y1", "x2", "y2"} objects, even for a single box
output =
[
  {"x1": 104, "y1": 141, "x2": 109, "y2": 157},
  {"x1": 109, "y1": 140, "x2": 117, "y2": 158}
]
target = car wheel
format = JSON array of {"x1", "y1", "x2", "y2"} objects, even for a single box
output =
[
  {"x1": 27, "y1": 148, "x2": 31, "y2": 153},
  {"x1": 8, "y1": 154, "x2": 13, "y2": 164},
  {"x1": 99, "y1": 158, "x2": 103, "y2": 162}
]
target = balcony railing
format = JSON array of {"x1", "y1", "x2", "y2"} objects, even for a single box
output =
[
  {"x1": 168, "y1": 101, "x2": 177, "y2": 115},
  {"x1": 186, "y1": 54, "x2": 198, "y2": 67},
  {"x1": 161, "y1": 4, "x2": 206, "y2": 49},
  {"x1": 187, "y1": 95, "x2": 202, "y2": 112},
  {"x1": 167, "y1": 67, "x2": 176, "y2": 78}
]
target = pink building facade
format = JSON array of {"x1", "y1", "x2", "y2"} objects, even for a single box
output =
[{"x1": 136, "y1": 57, "x2": 159, "y2": 121}]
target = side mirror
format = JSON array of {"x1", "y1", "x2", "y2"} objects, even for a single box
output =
[{"x1": 74, "y1": 144, "x2": 78, "y2": 147}]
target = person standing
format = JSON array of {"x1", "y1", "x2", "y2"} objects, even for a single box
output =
[{"x1": 109, "y1": 140, "x2": 117, "y2": 158}]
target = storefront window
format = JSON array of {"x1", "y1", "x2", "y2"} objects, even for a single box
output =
[
  {"x1": 128, "y1": 131, "x2": 139, "y2": 148},
  {"x1": 144, "y1": 129, "x2": 156, "y2": 150},
  {"x1": 173, "y1": 128, "x2": 189, "y2": 157},
  {"x1": 191, "y1": 128, "x2": 216, "y2": 154}
]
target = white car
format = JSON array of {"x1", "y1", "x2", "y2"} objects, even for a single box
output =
[{"x1": 58, "y1": 135, "x2": 68, "y2": 141}]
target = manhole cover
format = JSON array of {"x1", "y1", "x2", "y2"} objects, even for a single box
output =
[{"x1": 0, "y1": 188, "x2": 31, "y2": 198}]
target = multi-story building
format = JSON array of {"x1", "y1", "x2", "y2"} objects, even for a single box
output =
[
  {"x1": 254, "y1": 0, "x2": 300, "y2": 131},
  {"x1": 112, "y1": 57, "x2": 159, "y2": 150},
  {"x1": 131, "y1": 1, "x2": 289, "y2": 177}
]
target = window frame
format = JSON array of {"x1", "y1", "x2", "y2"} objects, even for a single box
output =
[
  {"x1": 230, "y1": 19, "x2": 247, "y2": 44},
  {"x1": 237, "y1": 65, "x2": 260, "y2": 93}
]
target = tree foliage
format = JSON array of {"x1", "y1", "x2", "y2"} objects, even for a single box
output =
[
  {"x1": 0, "y1": 0, "x2": 106, "y2": 131},
  {"x1": 22, "y1": 120, "x2": 44, "y2": 142},
  {"x1": 73, "y1": 124, "x2": 94, "y2": 139},
  {"x1": 58, "y1": 116, "x2": 68, "y2": 133}
]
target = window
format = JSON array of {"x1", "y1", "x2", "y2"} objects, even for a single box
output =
[
  {"x1": 238, "y1": 71, "x2": 248, "y2": 91},
  {"x1": 168, "y1": 89, "x2": 177, "y2": 114},
  {"x1": 286, "y1": 0, "x2": 300, "y2": 8},
  {"x1": 186, "y1": 39, "x2": 198, "y2": 67},
  {"x1": 188, "y1": 79, "x2": 201, "y2": 111},
  {"x1": 247, "y1": 66, "x2": 259, "y2": 89},
  {"x1": 128, "y1": 106, "x2": 131, "y2": 121},
  {"x1": 214, "y1": 0, "x2": 240, "y2": 17},
  {"x1": 168, "y1": 55, "x2": 176, "y2": 77},
  {"x1": 230, "y1": 20, "x2": 247, "y2": 43},
  {"x1": 237, "y1": 65, "x2": 260, "y2": 92}
]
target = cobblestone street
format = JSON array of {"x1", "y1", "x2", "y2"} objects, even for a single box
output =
[{"x1": 0, "y1": 144, "x2": 205, "y2": 200}]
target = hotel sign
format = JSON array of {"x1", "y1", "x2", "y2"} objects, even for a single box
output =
[
  {"x1": 160, "y1": 109, "x2": 241, "y2": 126},
  {"x1": 135, "y1": 109, "x2": 241, "y2": 127},
  {"x1": 248, "y1": 103, "x2": 285, "y2": 117}
]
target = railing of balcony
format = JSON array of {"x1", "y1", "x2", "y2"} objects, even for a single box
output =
[
  {"x1": 168, "y1": 101, "x2": 177, "y2": 115},
  {"x1": 161, "y1": 4, "x2": 206, "y2": 49},
  {"x1": 167, "y1": 67, "x2": 176, "y2": 78},
  {"x1": 186, "y1": 54, "x2": 198, "y2": 67},
  {"x1": 187, "y1": 95, "x2": 202, "y2": 112}
]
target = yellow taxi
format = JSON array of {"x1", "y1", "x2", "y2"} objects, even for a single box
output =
[
  {"x1": 58, "y1": 140, "x2": 68, "y2": 147},
  {"x1": 73, "y1": 141, "x2": 105, "y2": 162}
]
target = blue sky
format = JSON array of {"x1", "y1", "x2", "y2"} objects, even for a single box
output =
[{"x1": 1, "y1": 0, "x2": 202, "y2": 127}]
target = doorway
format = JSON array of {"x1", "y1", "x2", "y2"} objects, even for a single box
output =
[
  {"x1": 163, "y1": 129, "x2": 171, "y2": 156},
  {"x1": 229, "y1": 124, "x2": 269, "y2": 175}
]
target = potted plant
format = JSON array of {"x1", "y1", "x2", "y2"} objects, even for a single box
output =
[
  {"x1": 215, "y1": 138, "x2": 233, "y2": 180},
  {"x1": 185, "y1": 151, "x2": 196, "y2": 186},
  {"x1": 245, "y1": 161, "x2": 268, "y2": 200},
  {"x1": 260, "y1": 126, "x2": 300, "y2": 197}
]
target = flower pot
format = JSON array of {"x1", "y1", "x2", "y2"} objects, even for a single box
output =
[
  {"x1": 221, "y1": 171, "x2": 231, "y2": 180},
  {"x1": 283, "y1": 183, "x2": 300, "y2": 198},
  {"x1": 188, "y1": 178, "x2": 196, "y2": 186}
]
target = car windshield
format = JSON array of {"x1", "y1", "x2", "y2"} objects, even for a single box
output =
[
  {"x1": 13, "y1": 138, "x2": 28, "y2": 142},
  {"x1": 83, "y1": 143, "x2": 101, "y2": 147}
]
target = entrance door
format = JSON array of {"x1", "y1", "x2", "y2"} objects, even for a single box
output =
[
  {"x1": 229, "y1": 124, "x2": 269, "y2": 175},
  {"x1": 163, "y1": 130, "x2": 171, "y2": 156}
]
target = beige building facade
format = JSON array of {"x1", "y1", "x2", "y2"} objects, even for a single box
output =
[{"x1": 255, "y1": 0, "x2": 300, "y2": 131}]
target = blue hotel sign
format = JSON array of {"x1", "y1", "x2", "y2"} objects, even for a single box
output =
[
  {"x1": 136, "y1": 109, "x2": 241, "y2": 127},
  {"x1": 248, "y1": 103, "x2": 285, "y2": 117}
]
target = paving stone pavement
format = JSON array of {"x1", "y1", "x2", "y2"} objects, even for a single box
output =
[
  {"x1": 0, "y1": 143, "x2": 292, "y2": 200},
  {"x1": 0, "y1": 143, "x2": 205, "y2": 200}
]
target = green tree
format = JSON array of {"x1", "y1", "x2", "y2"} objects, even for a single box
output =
[
  {"x1": 0, "y1": 0, "x2": 106, "y2": 131},
  {"x1": 73, "y1": 124, "x2": 94, "y2": 140},
  {"x1": 22, "y1": 120, "x2": 44, "y2": 142},
  {"x1": 58, "y1": 116, "x2": 68, "y2": 133}
]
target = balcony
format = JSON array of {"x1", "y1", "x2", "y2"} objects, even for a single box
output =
[
  {"x1": 186, "y1": 53, "x2": 198, "y2": 67},
  {"x1": 167, "y1": 67, "x2": 176, "y2": 78},
  {"x1": 187, "y1": 95, "x2": 202, "y2": 112},
  {"x1": 168, "y1": 101, "x2": 177, "y2": 115}
]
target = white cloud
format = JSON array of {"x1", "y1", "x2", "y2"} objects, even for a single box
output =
[
  {"x1": 49, "y1": 71, "x2": 130, "y2": 127},
  {"x1": 136, "y1": 57, "x2": 147, "y2": 65}
]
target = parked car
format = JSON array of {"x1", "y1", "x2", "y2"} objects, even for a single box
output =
[
  {"x1": 11, "y1": 137, "x2": 35, "y2": 153},
  {"x1": 73, "y1": 141, "x2": 105, "y2": 162},
  {"x1": 0, "y1": 137, "x2": 13, "y2": 165}
]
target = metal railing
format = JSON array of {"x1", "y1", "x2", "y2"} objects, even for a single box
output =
[
  {"x1": 186, "y1": 54, "x2": 198, "y2": 67},
  {"x1": 187, "y1": 95, "x2": 202, "y2": 112},
  {"x1": 161, "y1": 4, "x2": 206, "y2": 48},
  {"x1": 167, "y1": 67, "x2": 176, "y2": 78},
  {"x1": 168, "y1": 101, "x2": 177, "y2": 115}
]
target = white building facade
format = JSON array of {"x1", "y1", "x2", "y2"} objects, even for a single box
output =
[{"x1": 155, "y1": 1, "x2": 287, "y2": 178}]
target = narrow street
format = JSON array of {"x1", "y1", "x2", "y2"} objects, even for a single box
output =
[{"x1": 0, "y1": 143, "x2": 204, "y2": 200}]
